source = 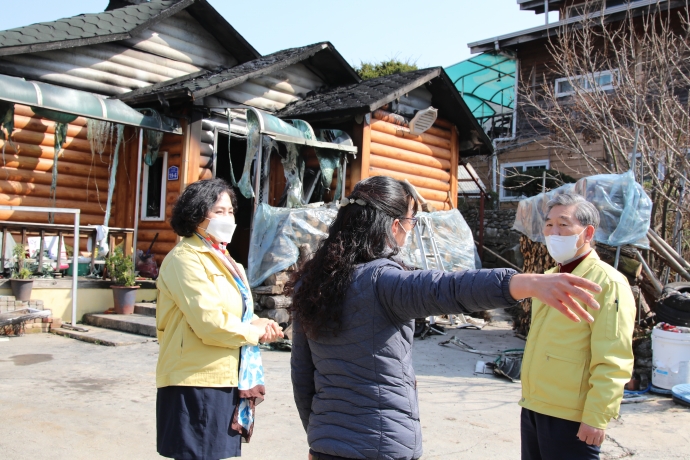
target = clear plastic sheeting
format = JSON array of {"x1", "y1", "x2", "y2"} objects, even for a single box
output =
[
  {"x1": 512, "y1": 184, "x2": 575, "y2": 244},
  {"x1": 400, "y1": 210, "x2": 477, "y2": 271},
  {"x1": 239, "y1": 110, "x2": 261, "y2": 199},
  {"x1": 282, "y1": 143, "x2": 306, "y2": 208},
  {"x1": 513, "y1": 171, "x2": 652, "y2": 248},
  {"x1": 573, "y1": 170, "x2": 652, "y2": 248},
  {"x1": 247, "y1": 203, "x2": 337, "y2": 287}
]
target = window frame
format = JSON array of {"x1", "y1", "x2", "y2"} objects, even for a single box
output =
[
  {"x1": 555, "y1": 69, "x2": 619, "y2": 98},
  {"x1": 140, "y1": 151, "x2": 168, "y2": 222},
  {"x1": 499, "y1": 159, "x2": 550, "y2": 202}
]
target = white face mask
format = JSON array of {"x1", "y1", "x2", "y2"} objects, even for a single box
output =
[
  {"x1": 544, "y1": 229, "x2": 587, "y2": 264},
  {"x1": 205, "y1": 216, "x2": 237, "y2": 243},
  {"x1": 397, "y1": 221, "x2": 412, "y2": 248}
]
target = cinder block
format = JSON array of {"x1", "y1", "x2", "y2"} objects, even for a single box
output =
[
  {"x1": 52, "y1": 318, "x2": 63, "y2": 328},
  {"x1": 36, "y1": 300, "x2": 44, "y2": 306},
  {"x1": 23, "y1": 327, "x2": 42, "y2": 334},
  {"x1": 42, "y1": 318, "x2": 53, "y2": 323},
  {"x1": 14, "y1": 301, "x2": 23, "y2": 307},
  {"x1": 0, "y1": 296, "x2": 16, "y2": 301}
]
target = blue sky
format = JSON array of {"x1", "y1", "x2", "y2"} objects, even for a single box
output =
[{"x1": 0, "y1": 0, "x2": 558, "y2": 68}]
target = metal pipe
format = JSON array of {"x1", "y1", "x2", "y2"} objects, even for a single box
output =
[
  {"x1": 132, "y1": 129, "x2": 144, "y2": 269},
  {"x1": 72, "y1": 211, "x2": 79, "y2": 326},
  {"x1": 614, "y1": 246, "x2": 621, "y2": 269},
  {"x1": 545, "y1": 0, "x2": 550, "y2": 25}
]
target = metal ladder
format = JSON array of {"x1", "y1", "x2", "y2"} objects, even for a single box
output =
[{"x1": 413, "y1": 216, "x2": 453, "y2": 335}]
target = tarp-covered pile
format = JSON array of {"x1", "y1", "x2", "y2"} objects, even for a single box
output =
[
  {"x1": 400, "y1": 210, "x2": 478, "y2": 271},
  {"x1": 247, "y1": 205, "x2": 478, "y2": 287},
  {"x1": 512, "y1": 170, "x2": 652, "y2": 248}
]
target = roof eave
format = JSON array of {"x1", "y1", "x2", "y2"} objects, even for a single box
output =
[
  {"x1": 365, "y1": 68, "x2": 441, "y2": 113},
  {"x1": 469, "y1": 0, "x2": 680, "y2": 54},
  {"x1": 185, "y1": 0, "x2": 260, "y2": 63}
]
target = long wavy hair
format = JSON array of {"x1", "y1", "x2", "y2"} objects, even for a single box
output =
[{"x1": 286, "y1": 176, "x2": 418, "y2": 338}]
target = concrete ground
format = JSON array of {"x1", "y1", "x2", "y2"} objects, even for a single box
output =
[{"x1": 1, "y1": 325, "x2": 688, "y2": 460}]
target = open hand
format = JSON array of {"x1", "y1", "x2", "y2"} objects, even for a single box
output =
[
  {"x1": 509, "y1": 273, "x2": 601, "y2": 323},
  {"x1": 577, "y1": 422, "x2": 605, "y2": 446}
]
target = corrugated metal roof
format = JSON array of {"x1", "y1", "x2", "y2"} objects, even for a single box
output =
[{"x1": 458, "y1": 163, "x2": 486, "y2": 196}]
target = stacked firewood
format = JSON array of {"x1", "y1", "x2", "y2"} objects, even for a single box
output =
[
  {"x1": 514, "y1": 236, "x2": 555, "y2": 336},
  {"x1": 515, "y1": 235, "x2": 656, "y2": 336},
  {"x1": 252, "y1": 244, "x2": 313, "y2": 341}
]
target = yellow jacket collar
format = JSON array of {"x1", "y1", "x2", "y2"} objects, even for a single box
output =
[
  {"x1": 181, "y1": 234, "x2": 211, "y2": 253},
  {"x1": 547, "y1": 249, "x2": 600, "y2": 275}
]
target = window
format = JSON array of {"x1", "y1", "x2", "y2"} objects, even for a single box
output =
[
  {"x1": 555, "y1": 70, "x2": 618, "y2": 98},
  {"x1": 566, "y1": 0, "x2": 605, "y2": 19},
  {"x1": 500, "y1": 160, "x2": 549, "y2": 201},
  {"x1": 141, "y1": 151, "x2": 168, "y2": 221}
]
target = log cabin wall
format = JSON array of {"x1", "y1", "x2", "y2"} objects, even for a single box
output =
[
  {"x1": 350, "y1": 109, "x2": 459, "y2": 211},
  {"x1": 131, "y1": 131, "x2": 183, "y2": 266},
  {"x1": 0, "y1": 11, "x2": 236, "y2": 96},
  {"x1": 0, "y1": 104, "x2": 118, "y2": 251}
]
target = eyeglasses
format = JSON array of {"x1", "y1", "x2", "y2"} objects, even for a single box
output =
[{"x1": 400, "y1": 217, "x2": 418, "y2": 229}]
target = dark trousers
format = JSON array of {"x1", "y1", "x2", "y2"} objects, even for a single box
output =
[{"x1": 521, "y1": 408, "x2": 601, "y2": 460}]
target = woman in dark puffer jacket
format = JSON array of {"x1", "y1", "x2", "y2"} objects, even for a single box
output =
[{"x1": 287, "y1": 176, "x2": 602, "y2": 460}]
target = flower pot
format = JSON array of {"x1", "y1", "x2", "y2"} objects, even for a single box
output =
[
  {"x1": 10, "y1": 279, "x2": 33, "y2": 302},
  {"x1": 111, "y1": 285, "x2": 139, "y2": 315}
]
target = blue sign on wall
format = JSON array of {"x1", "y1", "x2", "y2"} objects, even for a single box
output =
[{"x1": 168, "y1": 165, "x2": 179, "y2": 181}]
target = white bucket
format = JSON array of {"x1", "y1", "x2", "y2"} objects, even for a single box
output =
[{"x1": 652, "y1": 326, "x2": 690, "y2": 389}]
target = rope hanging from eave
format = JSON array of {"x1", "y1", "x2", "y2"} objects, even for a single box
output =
[
  {"x1": 144, "y1": 128, "x2": 164, "y2": 166},
  {"x1": 0, "y1": 102, "x2": 14, "y2": 180},
  {"x1": 103, "y1": 124, "x2": 124, "y2": 226},
  {"x1": 28, "y1": 107, "x2": 78, "y2": 223},
  {"x1": 225, "y1": 109, "x2": 239, "y2": 187}
]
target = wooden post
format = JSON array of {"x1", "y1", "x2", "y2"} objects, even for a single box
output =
[
  {"x1": 56, "y1": 231, "x2": 63, "y2": 272},
  {"x1": 38, "y1": 229, "x2": 45, "y2": 272},
  {"x1": 360, "y1": 114, "x2": 371, "y2": 181},
  {"x1": 1, "y1": 226, "x2": 5, "y2": 272},
  {"x1": 449, "y1": 126, "x2": 459, "y2": 209},
  {"x1": 21, "y1": 227, "x2": 27, "y2": 247},
  {"x1": 479, "y1": 192, "x2": 485, "y2": 259},
  {"x1": 184, "y1": 111, "x2": 203, "y2": 188}
]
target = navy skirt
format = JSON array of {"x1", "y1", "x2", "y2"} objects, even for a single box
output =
[{"x1": 157, "y1": 386, "x2": 242, "y2": 460}]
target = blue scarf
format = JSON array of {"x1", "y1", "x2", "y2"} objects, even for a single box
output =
[{"x1": 196, "y1": 234, "x2": 265, "y2": 442}]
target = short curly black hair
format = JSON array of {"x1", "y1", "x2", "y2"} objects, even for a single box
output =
[{"x1": 170, "y1": 178, "x2": 238, "y2": 237}]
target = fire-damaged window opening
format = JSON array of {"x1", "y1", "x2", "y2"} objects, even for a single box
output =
[{"x1": 141, "y1": 151, "x2": 168, "y2": 221}]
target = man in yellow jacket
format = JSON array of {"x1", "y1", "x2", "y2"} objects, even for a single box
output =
[{"x1": 520, "y1": 192, "x2": 635, "y2": 460}]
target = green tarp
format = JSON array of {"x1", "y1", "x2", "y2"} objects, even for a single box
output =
[{"x1": 0, "y1": 74, "x2": 181, "y2": 134}]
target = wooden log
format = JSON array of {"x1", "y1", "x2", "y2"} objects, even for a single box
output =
[
  {"x1": 425, "y1": 199, "x2": 450, "y2": 211},
  {"x1": 263, "y1": 295, "x2": 291, "y2": 309},
  {"x1": 298, "y1": 243, "x2": 312, "y2": 267},
  {"x1": 0, "y1": 139, "x2": 108, "y2": 167},
  {"x1": 648, "y1": 235, "x2": 690, "y2": 281},
  {"x1": 137, "y1": 240, "x2": 176, "y2": 254},
  {"x1": 370, "y1": 118, "x2": 452, "y2": 150},
  {"x1": 649, "y1": 229, "x2": 690, "y2": 270},
  {"x1": 371, "y1": 109, "x2": 452, "y2": 139},
  {"x1": 0, "y1": 180, "x2": 105, "y2": 202},
  {"x1": 13, "y1": 114, "x2": 89, "y2": 140},
  {"x1": 14, "y1": 104, "x2": 88, "y2": 127},
  {"x1": 0, "y1": 210, "x2": 104, "y2": 226},
  {"x1": 264, "y1": 272, "x2": 290, "y2": 287},
  {"x1": 199, "y1": 168, "x2": 213, "y2": 180},
  {"x1": 449, "y1": 127, "x2": 459, "y2": 209},
  {"x1": 433, "y1": 118, "x2": 454, "y2": 129},
  {"x1": 0, "y1": 166, "x2": 110, "y2": 190},
  {"x1": 368, "y1": 167, "x2": 450, "y2": 192},
  {"x1": 370, "y1": 126, "x2": 452, "y2": 160},
  {"x1": 136, "y1": 221, "x2": 173, "y2": 231},
  {"x1": 10, "y1": 128, "x2": 95, "y2": 154},
  {"x1": 369, "y1": 154, "x2": 451, "y2": 182},
  {"x1": 0, "y1": 192, "x2": 106, "y2": 215},
  {"x1": 370, "y1": 141, "x2": 451, "y2": 169},
  {"x1": 253, "y1": 285, "x2": 284, "y2": 295},
  {"x1": 0, "y1": 154, "x2": 110, "y2": 179},
  {"x1": 136, "y1": 230, "x2": 177, "y2": 243}
]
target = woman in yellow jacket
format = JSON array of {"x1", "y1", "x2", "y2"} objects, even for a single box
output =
[{"x1": 156, "y1": 179, "x2": 283, "y2": 460}]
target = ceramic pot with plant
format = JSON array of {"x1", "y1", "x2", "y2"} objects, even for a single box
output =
[
  {"x1": 10, "y1": 244, "x2": 33, "y2": 302},
  {"x1": 105, "y1": 247, "x2": 139, "y2": 315}
]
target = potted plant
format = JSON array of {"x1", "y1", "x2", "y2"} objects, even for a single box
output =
[
  {"x1": 10, "y1": 244, "x2": 33, "y2": 301},
  {"x1": 105, "y1": 247, "x2": 138, "y2": 314}
]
